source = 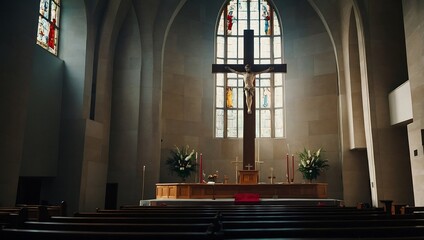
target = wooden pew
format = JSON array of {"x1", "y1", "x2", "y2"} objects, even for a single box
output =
[
  {"x1": 0, "y1": 208, "x2": 27, "y2": 227},
  {"x1": 220, "y1": 225, "x2": 424, "y2": 238},
  {"x1": 95, "y1": 206, "x2": 385, "y2": 218},
  {"x1": 215, "y1": 206, "x2": 424, "y2": 239},
  {"x1": 405, "y1": 206, "x2": 424, "y2": 214},
  {"x1": 0, "y1": 201, "x2": 66, "y2": 221},
  {"x1": 220, "y1": 218, "x2": 424, "y2": 229},
  {"x1": 220, "y1": 213, "x2": 424, "y2": 221},
  {"x1": 16, "y1": 201, "x2": 67, "y2": 219},
  {"x1": 0, "y1": 229, "x2": 217, "y2": 240},
  {"x1": 51, "y1": 216, "x2": 219, "y2": 224},
  {"x1": 22, "y1": 221, "x2": 215, "y2": 233},
  {"x1": 74, "y1": 211, "x2": 219, "y2": 218}
]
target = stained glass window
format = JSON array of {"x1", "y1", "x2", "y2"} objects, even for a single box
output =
[
  {"x1": 37, "y1": 0, "x2": 60, "y2": 55},
  {"x1": 215, "y1": 0, "x2": 285, "y2": 138}
]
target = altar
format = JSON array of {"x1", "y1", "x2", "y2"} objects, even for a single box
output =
[{"x1": 156, "y1": 183, "x2": 328, "y2": 199}]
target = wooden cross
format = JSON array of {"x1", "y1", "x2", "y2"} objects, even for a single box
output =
[
  {"x1": 212, "y1": 30, "x2": 287, "y2": 170},
  {"x1": 245, "y1": 164, "x2": 254, "y2": 171}
]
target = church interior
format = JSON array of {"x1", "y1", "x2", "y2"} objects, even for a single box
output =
[{"x1": 1, "y1": 0, "x2": 424, "y2": 225}]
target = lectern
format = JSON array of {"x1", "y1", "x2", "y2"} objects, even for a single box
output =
[{"x1": 239, "y1": 170, "x2": 258, "y2": 184}]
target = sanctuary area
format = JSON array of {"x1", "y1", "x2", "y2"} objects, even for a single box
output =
[{"x1": 1, "y1": 0, "x2": 423, "y2": 217}]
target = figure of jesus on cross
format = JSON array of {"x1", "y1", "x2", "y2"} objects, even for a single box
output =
[{"x1": 225, "y1": 64, "x2": 273, "y2": 114}]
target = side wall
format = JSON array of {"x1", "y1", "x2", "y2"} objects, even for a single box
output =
[
  {"x1": 21, "y1": 47, "x2": 63, "y2": 177},
  {"x1": 403, "y1": 0, "x2": 424, "y2": 206},
  {"x1": 0, "y1": 0, "x2": 41, "y2": 206}
]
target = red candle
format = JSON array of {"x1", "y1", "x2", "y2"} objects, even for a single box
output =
[
  {"x1": 291, "y1": 154, "x2": 295, "y2": 182},
  {"x1": 286, "y1": 154, "x2": 290, "y2": 182},
  {"x1": 199, "y1": 153, "x2": 203, "y2": 183}
]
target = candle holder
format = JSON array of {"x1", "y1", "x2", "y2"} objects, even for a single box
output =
[{"x1": 268, "y1": 176, "x2": 276, "y2": 184}]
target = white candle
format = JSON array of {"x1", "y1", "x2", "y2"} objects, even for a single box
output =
[
  {"x1": 236, "y1": 156, "x2": 239, "y2": 183},
  {"x1": 258, "y1": 141, "x2": 260, "y2": 163},
  {"x1": 142, "y1": 165, "x2": 146, "y2": 200}
]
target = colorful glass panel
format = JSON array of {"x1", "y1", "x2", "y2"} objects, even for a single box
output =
[
  {"x1": 39, "y1": 0, "x2": 49, "y2": 19},
  {"x1": 37, "y1": 0, "x2": 60, "y2": 55}
]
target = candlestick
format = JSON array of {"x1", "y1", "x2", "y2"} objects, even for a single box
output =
[
  {"x1": 269, "y1": 167, "x2": 275, "y2": 184},
  {"x1": 142, "y1": 165, "x2": 146, "y2": 200},
  {"x1": 195, "y1": 152, "x2": 198, "y2": 183},
  {"x1": 291, "y1": 154, "x2": 294, "y2": 183},
  {"x1": 286, "y1": 154, "x2": 290, "y2": 183},
  {"x1": 199, "y1": 153, "x2": 203, "y2": 183},
  {"x1": 236, "y1": 156, "x2": 238, "y2": 183},
  {"x1": 258, "y1": 140, "x2": 260, "y2": 163},
  {"x1": 231, "y1": 156, "x2": 242, "y2": 184}
]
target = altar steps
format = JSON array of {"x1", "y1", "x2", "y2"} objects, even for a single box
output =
[{"x1": 142, "y1": 198, "x2": 343, "y2": 207}]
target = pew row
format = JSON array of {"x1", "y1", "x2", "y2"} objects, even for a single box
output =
[
  {"x1": 2, "y1": 204, "x2": 424, "y2": 239},
  {"x1": 1, "y1": 229, "x2": 216, "y2": 240}
]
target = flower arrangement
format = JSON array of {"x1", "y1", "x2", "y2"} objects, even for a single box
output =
[
  {"x1": 298, "y1": 148, "x2": 329, "y2": 182},
  {"x1": 166, "y1": 145, "x2": 197, "y2": 182}
]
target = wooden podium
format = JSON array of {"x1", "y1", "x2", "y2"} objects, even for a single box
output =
[{"x1": 239, "y1": 170, "x2": 258, "y2": 184}]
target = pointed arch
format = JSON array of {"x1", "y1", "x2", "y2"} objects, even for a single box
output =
[{"x1": 351, "y1": 2, "x2": 378, "y2": 207}]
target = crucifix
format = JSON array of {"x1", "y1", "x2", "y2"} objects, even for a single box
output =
[{"x1": 212, "y1": 29, "x2": 287, "y2": 170}]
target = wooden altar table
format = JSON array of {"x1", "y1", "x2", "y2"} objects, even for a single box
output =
[{"x1": 156, "y1": 183, "x2": 327, "y2": 199}]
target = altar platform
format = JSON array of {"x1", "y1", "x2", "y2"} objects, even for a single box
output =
[{"x1": 156, "y1": 182, "x2": 329, "y2": 200}]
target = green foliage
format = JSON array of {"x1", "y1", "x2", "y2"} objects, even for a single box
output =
[
  {"x1": 298, "y1": 148, "x2": 329, "y2": 181},
  {"x1": 166, "y1": 145, "x2": 197, "y2": 181}
]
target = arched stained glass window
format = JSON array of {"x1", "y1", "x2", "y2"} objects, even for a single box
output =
[
  {"x1": 37, "y1": 0, "x2": 61, "y2": 55},
  {"x1": 215, "y1": 0, "x2": 284, "y2": 138}
]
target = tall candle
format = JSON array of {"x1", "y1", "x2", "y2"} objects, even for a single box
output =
[
  {"x1": 235, "y1": 156, "x2": 239, "y2": 184},
  {"x1": 195, "y1": 152, "x2": 198, "y2": 183},
  {"x1": 291, "y1": 154, "x2": 295, "y2": 182},
  {"x1": 199, "y1": 153, "x2": 203, "y2": 183},
  {"x1": 258, "y1": 141, "x2": 260, "y2": 164},
  {"x1": 142, "y1": 165, "x2": 146, "y2": 200},
  {"x1": 286, "y1": 154, "x2": 290, "y2": 182}
]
